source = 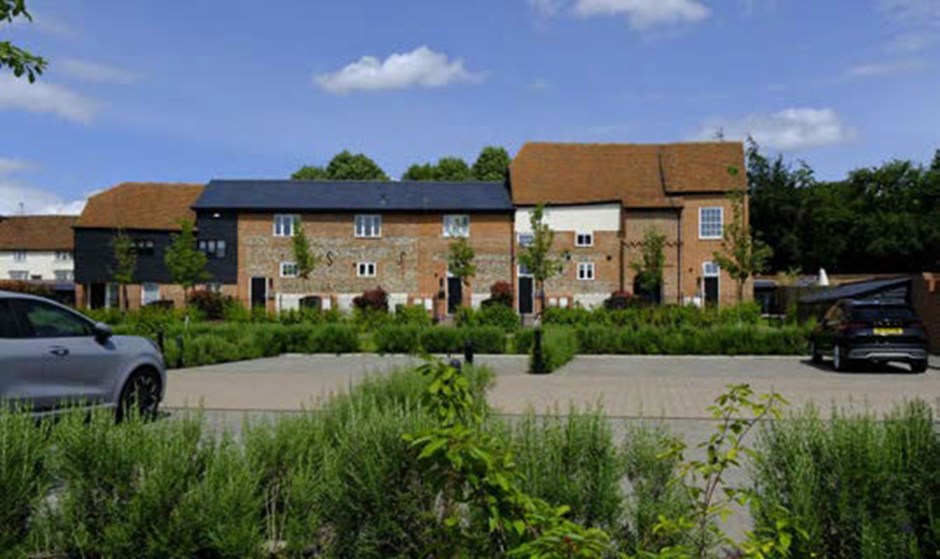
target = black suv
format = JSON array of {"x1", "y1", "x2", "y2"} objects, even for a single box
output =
[{"x1": 810, "y1": 299, "x2": 928, "y2": 373}]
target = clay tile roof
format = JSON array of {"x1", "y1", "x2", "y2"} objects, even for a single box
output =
[
  {"x1": 509, "y1": 141, "x2": 745, "y2": 208},
  {"x1": 0, "y1": 215, "x2": 77, "y2": 250},
  {"x1": 75, "y1": 182, "x2": 205, "y2": 231}
]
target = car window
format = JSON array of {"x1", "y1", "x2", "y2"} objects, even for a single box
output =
[
  {"x1": 0, "y1": 299, "x2": 24, "y2": 338},
  {"x1": 15, "y1": 300, "x2": 92, "y2": 338}
]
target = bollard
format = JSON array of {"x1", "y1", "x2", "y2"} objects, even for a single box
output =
[
  {"x1": 531, "y1": 328, "x2": 546, "y2": 375},
  {"x1": 464, "y1": 338, "x2": 474, "y2": 366},
  {"x1": 175, "y1": 335, "x2": 185, "y2": 369}
]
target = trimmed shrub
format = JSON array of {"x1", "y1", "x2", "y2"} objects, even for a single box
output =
[
  {"x1": 374, "y1": 325, "x2": 422, "y2": 354},
  {"x1": 353, "y1": 287, "x2": 389, "y2": 313}
]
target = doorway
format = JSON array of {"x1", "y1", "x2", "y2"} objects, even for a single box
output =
[
  {"x1": 447, "y1": 276, "x2": 463, "y2": 314},
  {"x1": 250, "y1": 277, "x2": 267, "y2": 309},
  {"x1": 518, "y1": 266, "x2": 534, "y2": 315}
]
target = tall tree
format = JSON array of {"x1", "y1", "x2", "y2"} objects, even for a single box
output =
[
  {"x1": 324, "y1": 150, "x2": 388, "y2": 180},
  {"x1": 446, "y1": 237, "x2": 476, "y2": 287},
  {"x1": 630, "y1": 227, "x2": 666, "y2": 304},
  {"x1": 164, "y1": 220, "x2": 211, "y2": 297},
  {"x1": 291, "y1": 220, "x2": 319, "y2": 280},
  {"x1": 291, "y1": 165, "x2": 328, "y2": 180},
  {"x1": 713, "y1": 191, "x2": 773, "y2": 303},
  {"x1": 517, "y1": 204, "x2": 564, "y2": 315},
  {"x1": 1, "y1": 0, "x2": 46, "y2": 81},
  {"x1": 110, "y1": 230, "x2": 137, "y2": 311},
  {"x1": 472, "y1": 146, "x2": 511, "y2": 182}
]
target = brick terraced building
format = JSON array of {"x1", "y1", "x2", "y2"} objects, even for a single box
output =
[
  {"x1": 192, "y1": 180, "x2": 514, "y2": 314},
  {"x1": 510, "y1": 141, "x2": 747, "y2": 310}
]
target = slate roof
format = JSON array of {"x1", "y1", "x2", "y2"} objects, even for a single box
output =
[
  {"x1": 194, "y1": 180, "x2": 513, "y2": 213},
  {"x1": 0, "y1": 215, "x2": 77, "y2": 250},
  {"x1": 76, "y1": 183, "x2": 205, "y2": 231},
  {"x1": 510, "y1": 141, "x2": 746, "y2": 208}
]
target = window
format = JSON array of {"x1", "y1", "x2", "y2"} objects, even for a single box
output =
[
  {"x1": 8, "y1": 271, "x2": 28, "y2": 280},
  {"x1": 198, "y1": 239, "x2": 227, "y2": 259},
  {"x1": 699, "y1": 207, "x2": 724, "y2": 239},
  {"x1": 54, "y1": 251, "x2": 72, "y2": 261},
  {"x1": 132, "y1": 239, "x2": 155, "y2": 256},
  {"x1": 141, "y1": 283, "x2": 160, "y2": 306},
  {"x1": 54, "y1": 270, "x2": 74, "y2": 281},
  {"x1": 575, "y1": 232, "x2": 594, "y2": 247},
  {"x1": 357, "y1": 262, "x2": 376, "y2": 278},
  {"x1": 16, "y1": 300, "x2": 91, "y2": 338},
  {"x1": 280, "y1": 261, "x2": 299, "y2": 278},
  {"x1": 443, "y1": 214, "x2": 470, "y2": 238},
  {"x1": 13, "y1": 251, "x2": 26, "y2": 262},
  {"x1": 355, "y1": 214, "x2": 382, "y2": 238},
  {"x1": 274, "y1": 214, "x2": 298, "y2": 237},
  {"x1": 517, "y1": 233, "x2": 534, "y2": 247},
  {"x1": 577, "y1": 262, "x2": 595, "y2": 281}
]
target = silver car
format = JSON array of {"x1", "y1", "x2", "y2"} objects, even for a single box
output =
[{"x1": 0, "y1": 291, "x2": 166, "y2": 417}]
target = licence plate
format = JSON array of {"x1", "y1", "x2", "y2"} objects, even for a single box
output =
[{"x1": 874, "y1": 328, "x2": 903, "y2": 336}]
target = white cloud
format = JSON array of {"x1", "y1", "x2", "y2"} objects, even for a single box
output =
[
  {"x1": 59, "y1": 59, "x2": 138, "y2": 84},
  {"x1": 573, "y1": 0, "x2": 710, "y2": 29},
  {"x1": 0, "y1": 75, "x2": 99, "y2": 123},
  {"x1": 847, "y1": 59, "x2": 924, "y2": 78},
  {"x1": 314, "y1": 46, "x2": 484, "y2": 94},
  {"x1": 0, "y1": 159, "x2": 86, "y2": 215},
  {"x1": 693, "y1": 108, "x2": 857, "y2": 151}
]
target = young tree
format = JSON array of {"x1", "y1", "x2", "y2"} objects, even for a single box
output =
[
  {"x1": 630, "y1": 227, "x2": 666, "y2": 304},
  {"x1": 1, "y1": 1, "x2": 47, "y2": 82},
  {"x1": 713, "y1": 190, "x2": 773, "y2": 303},
  {"x1": 164, "y1": 219, "x2": 211, "y2": 297},
  {"x1": 472, "y1": 146, "x2": 511, "y2": 182},
  {"x1": 517, "y1": 204, "x2": 564, "y2": 315},
  {"x1": 291, "y1": 220, "x2": 319, "y2": 280},
  {"x1": 110, "y1": 230, "x2": 137, "y2": 311},
  {"x1": 446, "y1": 237, "x2": 476, "y2": 287}
]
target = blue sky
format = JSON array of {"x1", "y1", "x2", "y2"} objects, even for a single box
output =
[{"x1": 1, "y1": 0, "x2": 938, "y2": 214}]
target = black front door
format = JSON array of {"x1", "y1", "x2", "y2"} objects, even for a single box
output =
[
  {"x1": 250, "y1": 277, "x2": 267, "y2": 309},
  {"x1": 518, "y1": 276, "x2": 534, "y2": 315},
  {"x1": 704, "y1": 277, "x2": 719, "y2": 306},
  {"x1": 89, "y1": 283, "x2": 106, "y2": 309},
  {"x1": 447, "y1": 277, "x2": 462, "y2": 314}
]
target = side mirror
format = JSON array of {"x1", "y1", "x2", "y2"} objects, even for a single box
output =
[{"x1": 93, "y1": 322, "x2": 113, "y2": 343}]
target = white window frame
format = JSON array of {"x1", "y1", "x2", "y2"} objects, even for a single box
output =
[
  {"x1": 577, "y1": 262, "x2": 595, "y2": 281},
  {"x1": 141, "y1": 283, "x2": 160, "y2": 306},
  {"x1": 13, "y1": 250, "x2": 26, "y2": 262},
  {"x1": 355, "y1": 214, "x2": 382, "y2": 238},
  {"x1": 280, "y1": 261, "x2": 299, "y2": 278},
  {"x1": 442, "y1": 214, "x2": 470, "y2": 238},
  {"x1": 357, "y1": 261, "x2": 377, "y2": 278},
  {"x1": 575, "y1": 231, "x2": 594, "y2": 247},
  {"x1": 273, "y1": 214, "x2": 298, "y2": 237},
  {"x1": 699, "y1": 207, "x2": 724, "y2": 239}
]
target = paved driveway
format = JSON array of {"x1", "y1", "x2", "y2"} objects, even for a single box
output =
[{"x1": 164, "y1": 354, "x2": 940, "y2": 419}]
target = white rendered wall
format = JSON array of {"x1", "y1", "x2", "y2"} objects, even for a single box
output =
[
  {"x1": 514, "y1": 203, "x2": 621, "y2": 234},
  {"x1": 0, "y1": 251, "x2": 73, "y2": 281}
]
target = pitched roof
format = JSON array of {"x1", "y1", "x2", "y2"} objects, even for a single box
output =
[
  {"x1": 75, "y1": 183, "x2": 204, "y2": 231},
  {"x1": 194, "y1": 180, "x2": 514, "y2": 213},
  {"x1": 0, "y1": 215, "x2": 76, "y2": 250},
  {"x1": 509, "y1": 141, "x2": 746, "y2": 207}
]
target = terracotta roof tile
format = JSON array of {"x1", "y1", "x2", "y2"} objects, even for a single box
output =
[
  {"x1": 0, "y1": 215, "x2": 76, "y2": 250},
  {"x1": 509, "y1": 141, "x2": 745, "y2": 207},
  {"x1": 75, "y1": 182, "x2": 204, "y2": 231}
]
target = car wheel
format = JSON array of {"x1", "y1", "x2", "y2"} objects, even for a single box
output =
[
  {"x1": 833, "y1": 344, "x2": 850, "y2": 372},
  {"x1": 810, "y1": 341, "x2": 822, "y2": 364},
  {"x1": 116, "y1": 368, "x2": 161, "y2": 421},
  {"x1": 911, "y1": 360, "x2": 927, "y2": 374}
]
